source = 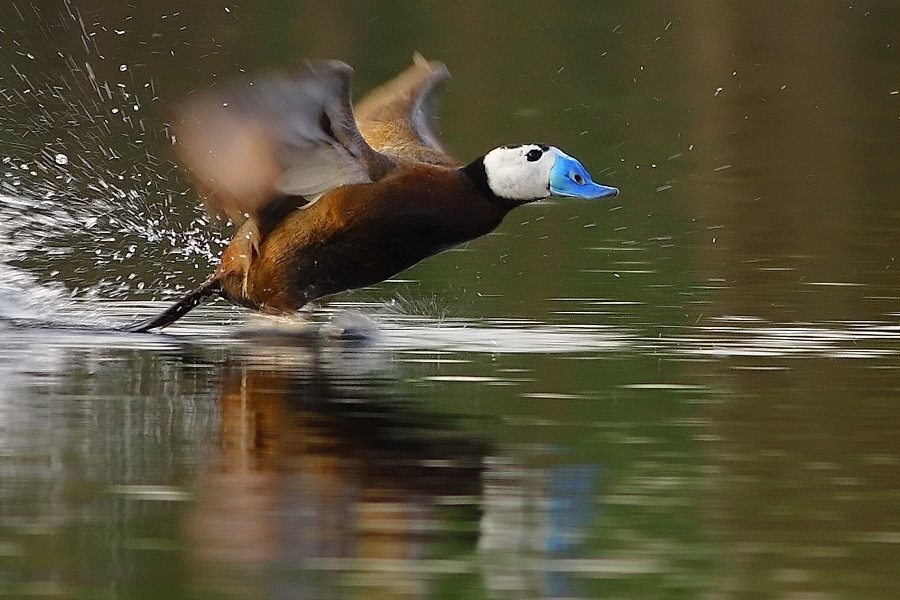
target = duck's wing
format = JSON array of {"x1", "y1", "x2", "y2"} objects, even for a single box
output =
[
  {"x1": 175, "y1": 60, "x2": 397, "y2": 226},
  {"x1": 354, "y1": 54, "x2": 460, "y2": 167}
]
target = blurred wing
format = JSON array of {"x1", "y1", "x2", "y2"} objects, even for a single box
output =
[
  {"x1": 175, "y1": 60, "x2": 396, "y2": 224},
  {"x1": 354, "y1": 53, "x2": 459, "y2": 166}
]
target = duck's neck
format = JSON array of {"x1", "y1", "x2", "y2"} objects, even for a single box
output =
[{"x1": 462, "y1": 156, "x2": 495, "y2": 200}]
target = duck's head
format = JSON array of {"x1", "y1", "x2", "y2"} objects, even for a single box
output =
[{"x1": 467, "y1": 143, "x2": 619, "y2": 205}]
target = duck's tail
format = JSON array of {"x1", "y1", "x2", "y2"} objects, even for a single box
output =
[{"x1": 122, "y1": 279, "x2": 222, "y2": 333}]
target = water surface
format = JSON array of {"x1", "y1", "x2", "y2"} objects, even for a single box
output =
[{"x1": 1, "y1": 2, "x2": 899, "y2": 598}]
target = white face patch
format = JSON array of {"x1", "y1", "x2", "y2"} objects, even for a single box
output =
[{"x1": 482, "y1": 144, "x2": 559, "y2": 201}]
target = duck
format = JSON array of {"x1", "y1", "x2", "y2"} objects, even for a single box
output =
[{"x1": 124, "y1": 55, "x2": 619, "y2": 332}]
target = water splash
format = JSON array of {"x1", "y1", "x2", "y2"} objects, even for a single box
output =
[{"x1": 0, "y1": 2, "x2": 225, "y2": 311}]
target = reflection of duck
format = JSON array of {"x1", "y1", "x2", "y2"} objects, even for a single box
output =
[
  {"x1": 187, "y1": 348, "x2": 485, "y2": 596},
  {"x1": 127, "y1": 56, "x2": 618, "y2": 331}
]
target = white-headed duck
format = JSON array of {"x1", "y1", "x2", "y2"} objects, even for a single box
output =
[{"x1": 126, "y1": 56, "x2": 618, "y2": 331}]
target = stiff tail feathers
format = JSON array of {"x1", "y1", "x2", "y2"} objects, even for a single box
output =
[{"x1": 122, "y1": 279, "x2": 221, "y2": 333}]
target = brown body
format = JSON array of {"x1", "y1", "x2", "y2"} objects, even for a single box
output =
[
  {"x1": 207, "y1": 57, "x2": 493, "y2": 313},
  {"x1": 216, "y1": 165, "x2": 507, "y2": 313}
]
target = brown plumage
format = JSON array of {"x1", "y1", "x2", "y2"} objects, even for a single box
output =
[
  {"x1": 217, "y1": 165, "x2": 505, "y2": 314},
  {"x1": 124, "y1": 55, "x2": 618, "y2": 332}
]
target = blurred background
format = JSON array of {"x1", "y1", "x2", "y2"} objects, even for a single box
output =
[{"x1": 1, "y1": 1, "x2": 898, "y2": 598}]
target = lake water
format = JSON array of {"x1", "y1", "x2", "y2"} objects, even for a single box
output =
[{"x1": 1, "y1": 2, "x2": 899, "y2": 598}]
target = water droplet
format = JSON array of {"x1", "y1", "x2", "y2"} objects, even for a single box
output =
[
  {"x1": 119, "y1": 64, "x2": 128, "y2": 72},
  {"x1": 54, "y1": 153, "x2": 69, "y2": 165}
]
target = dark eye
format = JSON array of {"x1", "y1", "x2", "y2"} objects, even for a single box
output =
[
  {"x1": 573, "y1": 173, "x2": 584, "y2": 185},
  {"x1": 526, "y1": 148, "x2": 543, "y2": 162}
]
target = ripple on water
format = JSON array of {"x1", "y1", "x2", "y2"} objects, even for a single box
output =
[
  {"x1": 648, "y1": 318, "x2": 900, "y2": 361},
  {"x1": 2, "y1": 269, "x2": 900, "y2": 366}
]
